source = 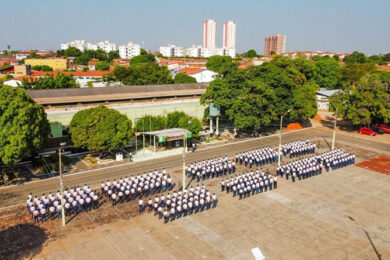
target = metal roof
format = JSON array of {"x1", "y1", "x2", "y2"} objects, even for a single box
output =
[
  {"x1": 316, "y1": 89, "x2": 341, "y2": 97},
  {"x1": 25, "y1": 83, "x2": 208, "y2": 105}
]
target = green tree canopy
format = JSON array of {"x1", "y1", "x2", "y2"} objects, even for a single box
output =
[
  {"x1": 344, "y1": 51, "x2": 367, "y2": 64},
  {"x1": 108, "y1": 51, "x2": 120, "y2": 61},
  {"x1": 64, "y1": 47, "x2": 83, "y2": 58},
  {"x1": 95, "y1": 61, "x2": 110, "y2": 71},
  {"x1": 314, "y1": 56, "x2": 342, "y2": 89},
  {"x1": 330, "y1": 74, "x2": 390, "y2": 125},
  {"x1": 167, "y1": 111, "x2": 187, "y2": 128},
  {"x1": 135, "y1": 115, "x2": 167, "y2": 131},
  {"x1": 174, "y1": 73, "x2": 197, "y2": 84},
  {"x1": 0, "y1": 85, "x2": 50, "y2": 166},
  {"x1": 20, "y1": 73, "x2": 79, "y2": 89},
  {"x1": 206, "y1": 55, "x2": 237, "y2": 76},
  {"x1": 31, "y1": 65, "x2": 53, "y2": 72},
  {"x1": 241, "y1": 49, "x2": 258, "y2": 58},
  {"x1": 341, "y1": 63, "x2": 377, "y2": 85},
  {"x1": 113, "y1": 62, "x2": 173, "y2": 85},
  {"x1": 130, "y1": 54, "x2": 156, "y2": 67},
  {"x1": 69, "y1": 106, "x2": 133, "y2": 153}
]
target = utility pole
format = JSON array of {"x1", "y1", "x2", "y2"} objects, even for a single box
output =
[
  {"x1": 182, "y1": 129, "x2": 186, "y2": 192},
  {"x1": 332, "y1": 106, "x2": 338, "y2": 150},
  {"x1": 278, "y1": 115, "x2": 283, "y2": 167},
  {"x1": 59, "y1": 142, "x2": 66, "y2": 227}
]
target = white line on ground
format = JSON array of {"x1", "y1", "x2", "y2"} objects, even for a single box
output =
[{"x1": 251, "y1": 247, "x2": 265, "y2": 260}]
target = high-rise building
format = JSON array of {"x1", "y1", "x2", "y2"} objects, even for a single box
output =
[
  {"x1": 203, "y1": 19, "x2": 217, "y2": 49},
  {"x1": 264, "y1": 34, "x2": 287, "y2": 56},
  {"x1": 119, "y1": 42, "x2": 141, "y2": 59},
  {"x1": 223, "y1": 21, "x2": 236, "y2": 49}
]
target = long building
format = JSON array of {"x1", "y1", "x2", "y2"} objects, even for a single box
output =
[
  {"x1": 26, "y1": 83, "x2": 209, "y2": 126},
  {"x1": 264, "y1": 34, "x2": 287, "y2": 56}
]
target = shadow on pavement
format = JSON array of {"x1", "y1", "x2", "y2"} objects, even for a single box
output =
[{"x1": 0, "y1": 223, "x2": 47, "y2": 260}]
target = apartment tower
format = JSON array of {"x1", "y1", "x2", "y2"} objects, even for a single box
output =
[
  {"x1": 222, "y1": 21, "x2": 236, "y2": 49},
  {"x1": 203, "y1": 19, "x2": 217, "y2": 49},
  {"x1": 264, "y1": 34, "x2": 287, "y2": 56}
]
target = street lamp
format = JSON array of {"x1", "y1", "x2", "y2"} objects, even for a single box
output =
[
  {"x1": 59, "y1": 142, "x2": 66, "y2": 227},
  {"x1": 331, "y1": 106, "x2": 338, "y2": 150},
  {"x1": 182, "y1": 120, "x2": 191, "y2": 192},
  {"x1": 278, "y1": 109, "x2": 292, "y2": 167}
]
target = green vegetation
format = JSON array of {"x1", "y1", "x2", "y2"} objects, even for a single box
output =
[
  {"x1": 69, "y1": 106, "x2": 133, "y2": 154},
  {"x1": 113, "y1": 54, "x2": 173, "y2": 85},
  {"x1": 135, "y1": 111, "x2": 203, "y2": 137},
  {"x1": 95, "y1": 61, "x2": 110, "y2": 71},
  {"x1": 20, "y1": 73, "x2": 79, "y2": 89},
  {"x1": 240, "y1": 49, "x2": 261, "y2": 58},
  {"x1": 0, "y1": 85, "x2": 50, "y2": 168},
  {"x1": 206, "y1": 55, "x2": 237, "y2": 76},
  {"x1": 31, "y1": 65, "x2": 53, "y2": 71},
  {"x1": 174, "y1": 73, "x2": 196, "y2": 84}
]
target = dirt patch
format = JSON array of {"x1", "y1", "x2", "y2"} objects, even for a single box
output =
[{"x1": 355, "y1": 156, "x2": 390, "y2": 175}]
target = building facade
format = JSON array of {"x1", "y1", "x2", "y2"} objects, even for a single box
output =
[
  {"x1": 223, "y1": 21, "x2": 236, "y2": 49},
  {"x1": 203, "y1": 19, "x2": 217, "y2": 49},
  {"x1": 119, "y1": 42, "x2": 141, "y2": 59},
  {"x1": 264, "y1": 34, "x2": 287, "y2": 56},
  {"x1": 25, "y1": 58, "x2": 68, "y2": 70}
]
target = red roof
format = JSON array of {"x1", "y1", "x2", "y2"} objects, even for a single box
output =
[
  {"x1": 14, "y1": 70, "x2": 111, "y2": 81},
  {"x1": 179, "y1": 68, "x2": 202, "y2": 75}
]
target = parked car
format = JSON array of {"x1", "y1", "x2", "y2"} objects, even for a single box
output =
[
  {"x1": 358, "y1": 127, "x2": 377, "y2": 136},
  {"x1": 379, "y1": 124, "x2": 390, "y2": 134}
]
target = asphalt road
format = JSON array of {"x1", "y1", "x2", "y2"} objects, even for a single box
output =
[{"x1": 1, "y1": 127, "x2": 389, "y2": 208}]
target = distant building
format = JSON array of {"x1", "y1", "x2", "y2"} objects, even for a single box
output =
[
  {"x1": 119, "y1": 42, "x2": 141, "y2": 59},
  {"x1": 88, "y1": 59, "x2": 99, "y2": 71},
  {"x1": 282, "y1": 51, "x2": 349, "y2": 60},
  {"x1": 223, "y1": 21, "x2": 236, "y2": 49},
  {"x1": 264, "y1": 34, "x2": 287, "y2": 56},
  {"x1": 61, "y1": 40, "x2": 117, "y2": 53},
  {"x1": 25, "y1": 58, "x2": 68, "y2": 71},
  {"x1": 179, "y1": 68, "x2": 217, "y2": 83},
  {"x1": 203, "y1": 19, "x2": 217, "y2": 49},
  {"x1": 14, "y1": 64, "x2": 31, "y2": 77},
  {"x1": 96, "y1": 41, "x2": 117, "y2": 53},
  {"x1": 159, "y1": 45, "x2": 186, "y2": 58}
]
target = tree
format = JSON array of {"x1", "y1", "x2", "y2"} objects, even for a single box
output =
[
  {"x1": 69, "y1": 106, "x2": 133, "y2": 154},
  {"x1": 114, "y1": 63, "x2": 173, "y2": 85},
  {"x1": 0, "y1": 85, "x2": 50, "y2": 168},
  {"x1": 167, "y1": 111, "x2": 187, "y2": 128},
  {"x1": 135, "y1": 115, "x2": 167, "y2": 132},
  {"x1": 206, "y1": 55, "x2": 237, "y2": 76},
  {"x1": 108, "y1": 51, "x2": 120, "y2": 61},
  {"x1": 75, "y1": 53, "x2": 90, "y2": 65},
  {"x1": 174, "y1": 73, "x2": 196, "y2": 84},
  {"x1": 242, "y1": 49, "x2": 258, "y2": 58},
  {"x1": 95, "y1": 61, "x2": 110, "y2": 71},
  {"x1": 290, "y1": 82, "x2": 318, "y2": 121},
  {"x1": 20, "y1": 73, "x2": 79, "y2": 89},
  {"x1": 344, "y1": 51, "x2": 367, "y2": 64},
  {"x1": 130, "y1": 54, "x2": 156, "y2": 66},
  {"x1": 31, "y1": 65, "x2": 53, "y2": 72},
  {"x1": 188, "y1": 118, "x2": 203, "y2": 137},
  {"x1": 342, "y1": 63, "x2": 377, "y2": 85},
  {"x1": 382, "y1": 53, "x2": 390, "y2": 62},
  {"x1": 314, "y1": 56, "x2": 342, "y2": 89},
  {"x1": 64, "y1": 47, "x2": 82, "y2": 57},
  {"x1": 330, "y1": 74, "x2": 390, "y2": 125}
]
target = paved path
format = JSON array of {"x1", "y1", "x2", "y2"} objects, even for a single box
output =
[
  {"x1": 1, "y1": 127, "x2": 390, "y2": 209},
  {"x1": 33, "y1": 165, "x2": 390, "y2": 259}
]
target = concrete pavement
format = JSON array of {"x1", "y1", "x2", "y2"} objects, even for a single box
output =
[{"x1": 1, "y1": 127, "x2": 390, "y2": 208}]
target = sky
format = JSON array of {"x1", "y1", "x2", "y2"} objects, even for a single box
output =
[{"x1": 1, "y1": 0, "x2": 389, "y2": 55}]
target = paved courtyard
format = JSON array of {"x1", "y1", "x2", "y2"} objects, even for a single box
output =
[{"x1": 30, "y1": 162, "x2": 390, "y2": 260}]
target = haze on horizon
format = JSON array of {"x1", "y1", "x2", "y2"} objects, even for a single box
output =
[{"x1": 1, "y1": 0, "x2": 389, "y2": 55}]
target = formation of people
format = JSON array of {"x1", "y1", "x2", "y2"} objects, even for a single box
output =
[
  {"x1": 235, "y1": 147, "x2": 278, "y2": 169},
  {"x1": 26, "y1": 184, "x2": 99, "y2": 223},
  {"x1": 138, "y1": 184, "x2": 218, "y2": 223},
  {"x1": 281, "y1": 140, "x2": 316, "y2": 158},
  {"x1": 221, "y1": 170, "x2": 278, "y2": 199},
  {"x1": 277, "y1": 149, "x2": 355, "y2": 182},
  {"x1": 186, "y1": 157, "x2": 235, "y2": 182},
  {"x1": 101, "y1": 169, "x2": 174, "y2": 205}
]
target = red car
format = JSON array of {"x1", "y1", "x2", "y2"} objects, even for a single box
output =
[
  {"x1": 358, "y1": 127, "x2": 377, "y2": 136},
  {"x1": 379, "y1": 124, "x2": 390, "y2": 134}
]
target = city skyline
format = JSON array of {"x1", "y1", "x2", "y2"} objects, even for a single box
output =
[{"x1": 1, "y1": 0, "x2": 389, "y2": 54}]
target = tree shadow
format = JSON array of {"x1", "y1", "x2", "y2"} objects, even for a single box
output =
[{"x1": 0, "y1": 223, "x2": 47, "y2": 260}]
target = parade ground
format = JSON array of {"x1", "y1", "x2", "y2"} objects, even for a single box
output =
[{"x1": 1, "y1": 127, "x2": 390, "y2": 259}]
